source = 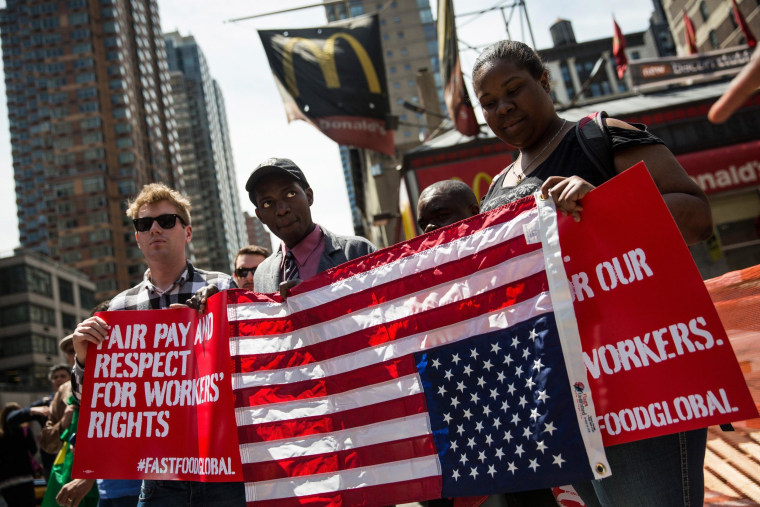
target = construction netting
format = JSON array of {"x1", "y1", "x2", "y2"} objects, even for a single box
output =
[{"x1": 703, "y1": 264, "x2": 760, "y2": 505}]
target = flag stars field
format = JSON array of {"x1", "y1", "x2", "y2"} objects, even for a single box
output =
[{"x1": 424, "y1": 316, "x2": 593, "y2": 494}]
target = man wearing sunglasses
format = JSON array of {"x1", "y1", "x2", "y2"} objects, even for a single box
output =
[
  {"x1": 70, "y1": 183, "x2": 242, "y2": 506},
  {"x1": 246, "y1": 157, "x2": 376, "y2": 297},
  {"x1": 232, "y1": 245, "x2": 271, "y2": 291}
]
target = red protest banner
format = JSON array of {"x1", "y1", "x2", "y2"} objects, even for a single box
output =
[
  {"x1": 73, "y1": 299, "x2": 242, "y2": 481},
  {"x1": 558, "y1": 162, "x2": 758, "y2": 446}
]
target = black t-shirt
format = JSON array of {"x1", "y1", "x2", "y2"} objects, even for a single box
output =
[{"x1": 480, "y1": 125, "x2": 664, "y2": 212}]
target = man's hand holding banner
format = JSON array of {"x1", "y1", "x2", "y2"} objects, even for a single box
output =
[{"x1": 73, "y1": 163, "x2": 757, "y2": 505}]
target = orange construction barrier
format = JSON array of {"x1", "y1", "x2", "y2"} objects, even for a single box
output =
[{"x1": 703, "y1": 265, "x2": 760, "y2": 506}]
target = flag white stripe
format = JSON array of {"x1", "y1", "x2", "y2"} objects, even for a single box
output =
[
  {"x1": 239, "y1": 412, "x2": 432, "y2": 463},
  {"x1": 232, "y1": 292, "x2": 553, "y2": 390},
  {"x1": 245, "y1": 455, "x2": 441, "y2": 502},
  {"x1": 535, "y1": 195, "x2": 610, "y2": 480},
  {"x1": 229, "y1": 207, "x2": 538, "y2": 322},
  {"x1": 229, "y1": 247, "x2": 545, "y2": 358},
  {"x1": 235, "y1": 374, "x2": 423, "y2": 426}
]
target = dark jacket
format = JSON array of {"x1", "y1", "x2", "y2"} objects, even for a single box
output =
[
  {"x1": 1, "y1": 410, "x2": 37, "y2": 484},
  {"x1": 254, "y1": 226, "x2": 376, "y2": 293}
]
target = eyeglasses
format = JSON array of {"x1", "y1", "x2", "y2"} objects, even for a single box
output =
[
  {"x1": 234, "y1": 267, "x2": 257, "y2": 278},
  {"x1": 132, "y1": 214, "x2": 186, "y2": 232}
]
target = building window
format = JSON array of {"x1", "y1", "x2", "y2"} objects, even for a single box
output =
[
  {"x1": 709, "y1": 29, "x2": 720, "y2": 48},
  {"x1": 62, "y1": 312, "x2": 77, "y2": 331},
  {"x1": 96, "y1": 280, "x2": 118, "y2": 292},
  {"x1": 62, "y1": 251, "x2": 83, "y2": 263},
  {"x1": 0, "y1": 266, "x2": 49, "y2": 297},
  {"x1": 79, "y1": 287, "x2": 95, "y2": 309},
  {"x1": 82, "y1": 176, "x2": 105, "y2": 193},
  {"x1": 729, "y1": 10, "x2": 738, "y2": 28},
  {"x1": 68, "y1": 12, "x2": 89, "y2": 24},
  {"x1": 699, "y1": 1, "x2": 709, "y2": 21}
]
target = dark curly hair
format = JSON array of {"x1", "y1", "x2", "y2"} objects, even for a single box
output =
[{"x1": 472, "y1": 40, "x2": 547, "y2": 81}]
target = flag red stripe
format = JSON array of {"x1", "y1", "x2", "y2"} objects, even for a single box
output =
[
  {"x1": 233, "y1": 269, "x2": 548, "y2": 381},
  {"x1": 229, "y1": 232, "x2": 539, "y2": 338},
  {"x1": 243, "y1": 434, "x2": 437, "y2": 480},
  {"x1": 227, "y1": 198, "x2": 537, "y2": 305},
  {"x1": 236, "y1": 393, "x2": 429, "y2": 442},
  {"x1": 234, "y1": 356, "x2": 418, "y2": 408},
  {"x1": 247, "y1": 475, "x2": 442, "y2": 507}
]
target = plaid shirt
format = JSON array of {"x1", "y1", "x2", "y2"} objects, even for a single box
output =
[{"x1": 72, "y1": 261, "x2": 234, "y2": 399}]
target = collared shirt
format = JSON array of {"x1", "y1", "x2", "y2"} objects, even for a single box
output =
[
  {"x1": 281, "y1": 224, "x2": 325, "y2": 281},
  {"x1": 108, "y1": 261, "x2": 235, "y2": 311}
]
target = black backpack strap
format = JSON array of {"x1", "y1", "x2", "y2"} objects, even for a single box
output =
[{"x1": 575, "y1": 111, "x2": 616, "y2": 181}]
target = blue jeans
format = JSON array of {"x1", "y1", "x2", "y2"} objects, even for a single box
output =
[
  {"x1": 573, "y1": 429, "x2": 707, "y2": 507},
  {"x1": 137, "y1": 481, "x2": 245, "y2": 507}
]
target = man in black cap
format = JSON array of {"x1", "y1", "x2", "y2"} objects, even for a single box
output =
[{"x1": 246, "y1": 157, "x2": 376, "y2": 296}]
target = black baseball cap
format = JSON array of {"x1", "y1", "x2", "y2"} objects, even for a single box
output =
[{"x1": 246, "y1": 157, "x2": 310, "y2": 205}]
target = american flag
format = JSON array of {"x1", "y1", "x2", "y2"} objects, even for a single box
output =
[{"x1": 225, "y1": 195, "x2": 609, "y2": 506}]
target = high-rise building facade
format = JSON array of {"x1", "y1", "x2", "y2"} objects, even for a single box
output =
[
  {"x1": 661, "y1": 0, "x2": 759, "y2": 54},
  {"x1": 324, "y1": 0, "x2": 444, "y2": 245},
  {"x1": 164, "y1": 32, "x2": 246, "y2": 273},
  {"x1": 243, "y1": 212, "x2": 273, "y2": 253},
  {"x1": 0, "y1": 0, "x2": 183, "y2": 300},
  {"x1": 0, "y1": 251, "x2": 95, "y2": 397}
]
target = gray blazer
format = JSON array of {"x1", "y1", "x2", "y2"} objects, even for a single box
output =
[{"x1": 253, "y1": 226, "x2": 376, "y2": 294}]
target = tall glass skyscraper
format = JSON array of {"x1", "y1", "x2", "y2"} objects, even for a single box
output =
[
  {"x1": 0, "y1": 0, "x2": 182, "y2": 299},
  {"x1": 164, "y1": 31, "x2": 246, "y2": 273}
]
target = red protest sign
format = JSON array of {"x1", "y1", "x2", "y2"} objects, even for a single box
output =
[
  {"x1": 558, "y1": 162, "x2": 758, "y2": 446},
  {"x1": 73, "y1": 299, "x2": 242, "y2": 481}
]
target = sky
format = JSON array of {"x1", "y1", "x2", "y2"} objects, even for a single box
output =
[{"x1": 0, "y1": 0, "x2": 655, "y2": 256}]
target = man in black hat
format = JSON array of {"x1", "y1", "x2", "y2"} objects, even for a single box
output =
[{"x1": 247, "y1": 157, "x2": 376, "y2": 296}]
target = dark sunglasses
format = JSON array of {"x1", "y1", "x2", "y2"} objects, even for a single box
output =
[
  {"x1": 235, "y1": 267, "x2": 257, "y2": 278},
  {"x1": 133, "y1": 214, "x2": 186, "y2": 232}
]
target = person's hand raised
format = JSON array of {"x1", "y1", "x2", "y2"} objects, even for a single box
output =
[{"x1": 708, "y1": 47, "x2": 760, "y2": 123}]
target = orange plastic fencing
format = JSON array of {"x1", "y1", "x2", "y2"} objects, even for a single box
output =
[
  {"x1": 703, "y1": 264, "x2": 760, "y2": 506},
  {"x1": 704, "y1": 264, "x2": 760, "y2": 428}
]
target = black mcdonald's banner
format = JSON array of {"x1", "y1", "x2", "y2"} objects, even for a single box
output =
[{"x1": 258, "y1": 14, "x2": 394, "y2": 155}]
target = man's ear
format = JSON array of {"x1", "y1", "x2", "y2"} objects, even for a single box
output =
[
  {"x1": 135, "y1": 231, "x2": 141, "y2": 250},
  {"x1": 469, "y1": 204, "x2": 480, "y2": 216},
  {"x1": 306, "y1": 187, "x2": 314, "y2": 206},
  {"x1": 540, "y1": 71, "x2": 551, "y2": 93},
  {"x1": 185, "y1": 225, "x2": 193, "y2": 244},
  {"x1": 254, "y1": 207, "x2": 261, "y2": 220}
]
